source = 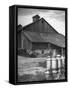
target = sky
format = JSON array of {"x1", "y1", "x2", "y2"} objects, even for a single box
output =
[{"x1": 18, "y1": 8, "x2": 65, "y2": 36}]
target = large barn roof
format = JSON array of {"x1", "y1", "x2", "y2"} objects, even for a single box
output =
[{"x1": 24, "y1": 31, "x2": 65, "y2": 48}]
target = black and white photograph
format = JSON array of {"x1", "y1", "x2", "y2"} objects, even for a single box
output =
[
  {"x1": 17, "y1": 7, "x2": 67, "y2": 83},
  {"x1": 0, "y1": 0, "x2": 69, "y2": 89}
]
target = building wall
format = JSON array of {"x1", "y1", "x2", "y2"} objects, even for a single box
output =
[
  {"x1": 23, "y1": 18, "x2": 58, "y2": 33},
  {"x1": 32, "y1": 42, "x2": 63, "y2": 56},
  {"x1": 18, "y1": 30, "x2": 64, "y2": 56},
  {"x1": 32, "y1": 43, "x2": 48, "y2": 50},
  {"x1": 23, "y1": 20, "x2": 43, "y2": 32},
  {"x1": 18, "y1": 31, "x2": 64, "y2": 56},
  {"x1": 21, "y1": 32, "x2": 32, "y2": 51}
]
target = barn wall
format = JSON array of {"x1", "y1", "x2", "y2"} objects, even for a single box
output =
[
  {"x1": 23, "y1": 20, "x2": 43, "y2": 32},
  {"x1": 23, "y1": 18, "x2": 59, "y2": 33},
  {"x1": 32, "y1": 42, "x2": 61, "y2": 50},
  {"x1": 63, "y1": 48, "x2": 65, "y2": 56},
  {"x1": 50, "y1": 43, "x2": 64, "y2": 55},
  {"x1": 23, "y1": 24, "x2": 33, "y2": 32},
  {"x1": 21, "y1": 32, "x2": 32, "y2": 51},
  {"x1": 32, "y1": 43, "x2": 48, "y2": 50},
  {"x1": 32, "y1": 42, "x2": 64, "y2": 56}
]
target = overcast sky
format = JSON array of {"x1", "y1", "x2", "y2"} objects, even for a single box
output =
[{"x1": 18, "y1": 8, "x2": 65, "y2": 35}]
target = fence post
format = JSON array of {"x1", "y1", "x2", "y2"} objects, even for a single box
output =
[
  {"x1": 49, "y1": 57, "x2": 53, "y2": 77},
  {"x1": 46, "y1": 60, "x2": 47, "y2": 68},
  {"x1": 61, "y1": 56, "x2": 65, "y2": 68},
  {"x1": 56, "y1": 59, "x2": 58, "y2": 74},
  {"x1": 61, "y1": 48, "x2": 64, "y2": 56},
  {"x1": 60, "y1": 58, "x2": 63, "y2": 74}
]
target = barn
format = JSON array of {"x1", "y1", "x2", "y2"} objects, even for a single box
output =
[{"x1": 18, "y1": 15, "x2": 65, "y2": 56}]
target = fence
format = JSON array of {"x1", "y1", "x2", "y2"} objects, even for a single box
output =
[
  {"x1": 39, "y1": 55, "x2": 65, "y2": 79},
  {"x1": 18, "y1": 55, "x2": 65, "y2": 81}
]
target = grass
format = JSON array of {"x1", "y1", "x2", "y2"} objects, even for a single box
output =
[
  {"x1": 18, "y1": 56, "x2": 65, "y2": 82},
  {"x1": 18, "y1": 71, "x2": 46, "y2": 82}
]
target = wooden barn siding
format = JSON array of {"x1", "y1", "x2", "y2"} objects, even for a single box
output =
[
  {"x1": 50, "y1": 44, "x2": 65, "y2": 55},
  {"x1": 23, "y1": 19, "x2": 58, "y2": 33},
  {"x1": 23, "y1": 20, "x2": 43, "y2": 32},
  {"x1": 51, "y1": 44, "x2": 61, "y2": 55},
  {"x1": 32, "y1": 43, "x2": 48, "y2": 50},
  {"x1": 33, "y1": 20, "x2": 43, "y2": 32},
  {"x1": 22, "y1": 33, "x2": 32, "y2": 50},
  {"x1": 32, "y1": 42, "x2": 64, "y2": 55},
  {"x1": 32, "y1": 42, "x2": 61, "y2": 50}
]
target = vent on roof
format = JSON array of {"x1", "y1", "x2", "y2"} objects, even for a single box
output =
[{"x1": 32, "y1": 15, "x2": 40, "y2": 22}]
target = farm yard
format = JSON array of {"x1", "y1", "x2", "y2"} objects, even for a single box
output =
[
  {"x1": 18, "y1": 55, "x2": 65, "y2": 82},
  {"x1": 17, "y1": 14, "x2": 65, "y2": 82}
]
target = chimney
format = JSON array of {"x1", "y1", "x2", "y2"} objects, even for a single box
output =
[{"x1": 32, "y1": 15, "x2": 40, "y2": 22}]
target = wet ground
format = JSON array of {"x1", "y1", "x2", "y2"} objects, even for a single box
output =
[{"x1": 18, "y1": 56, "x2": 65, "y2": 82}]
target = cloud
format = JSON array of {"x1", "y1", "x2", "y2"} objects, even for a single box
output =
[
  {"x1": 50, "y1": 10, "x2": 65, "y2": 22},
  {"x1": 18, "y1": 8, "x2": 51, "y2": 16}
]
